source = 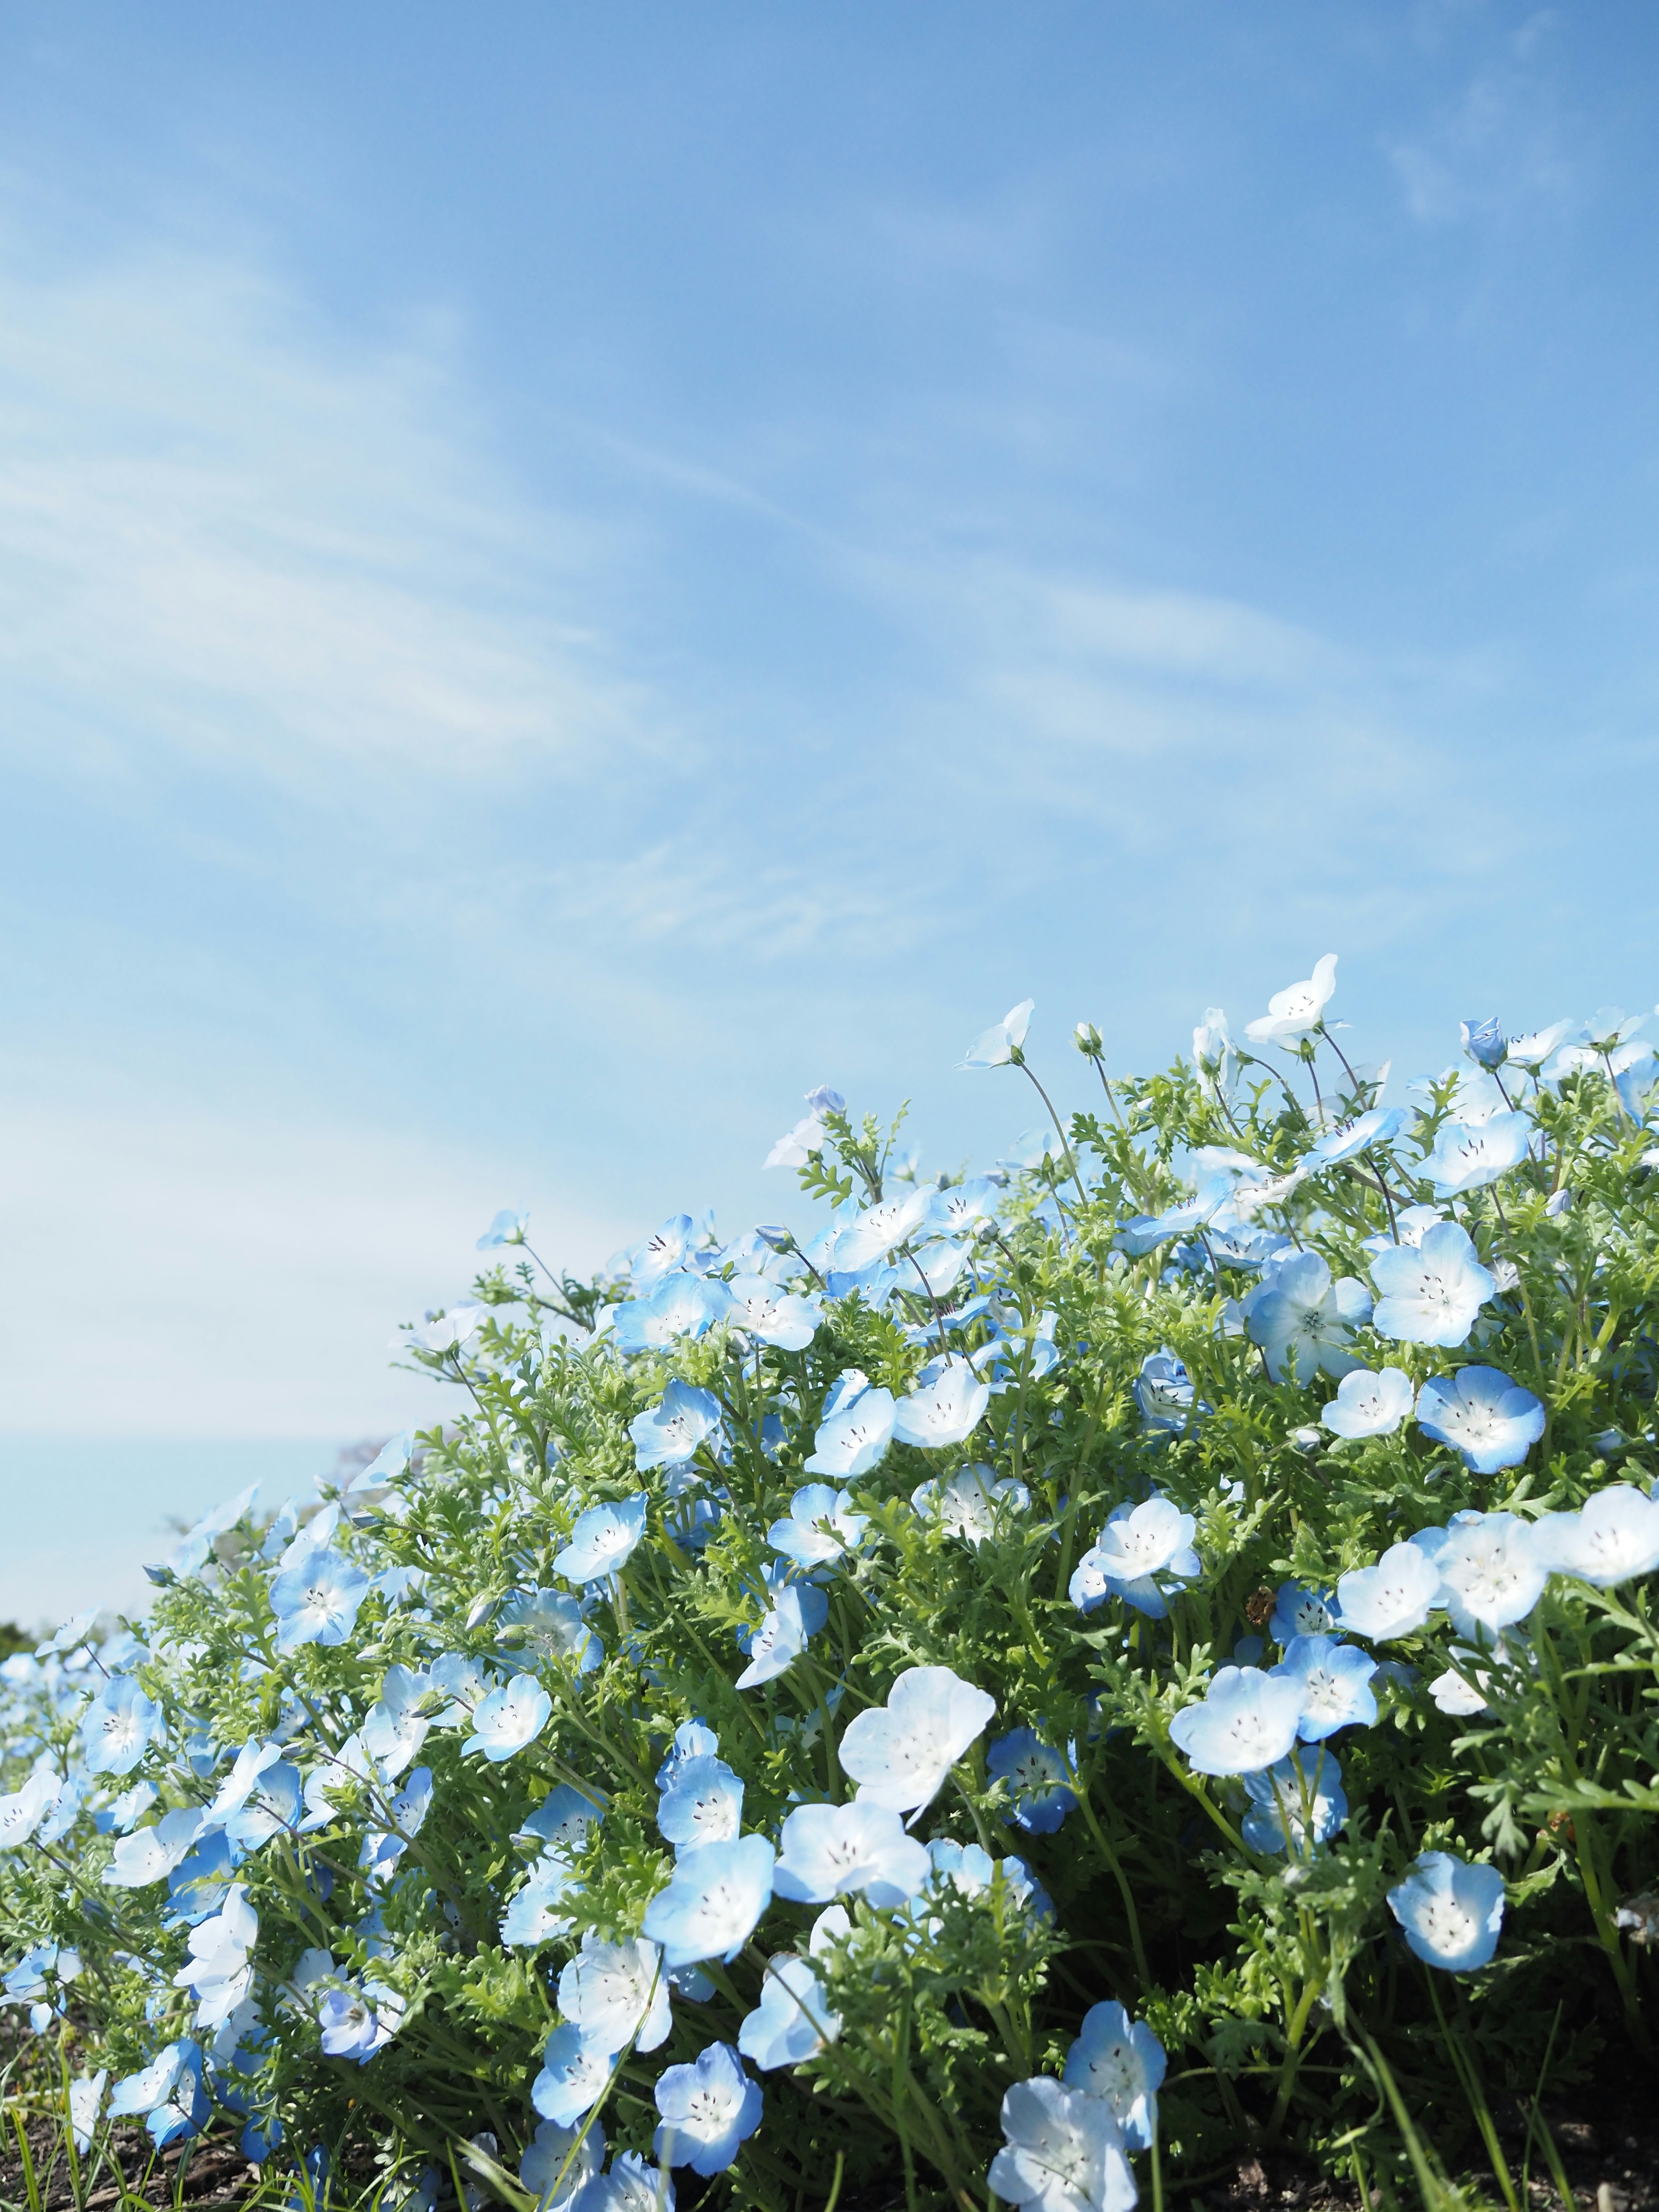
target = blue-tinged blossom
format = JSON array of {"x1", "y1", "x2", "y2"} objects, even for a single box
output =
[
  {"x1": 738, "y1": 1955, "x2": 840, "y2": 2071},
  {"x1": 1388, "y1": 1850, "x2": 1505, "y2": 1972},
  {"x1": 838, "y1": 1666, "x2": 997, "y2": 1815},
  {"x1": 1415, "y1": 1367, "x2": 1544, "y2": 1474},
  {"x1": 1321, "y1": 1366, "x2": 1414, "y2": 1439},
  {"x1": 556, "y1": 1932, "x2": 673, "y2": 2054},
  {"x1": 654, "y1": 2043, "x2": 764, "y2": 2176},
  {"x1": 462, "y1": 1675, "x2": 552, "y2": 1762},
  {"x1": 1335, "y1": 1543, "x2": 1442, "y2": 1642},
  {"x1": 1241, "y1": 1748, "x2": 1349, "y2": 1856},
  {"x1": 631, "y1": 1383, "x2": 725, "y2": 1472},
  {"x1": 657, "y1": 1757, "x2": 744, "y2": 1856},
  {"x1": 986, "y1": 1729, "x2": 1078, "y2": 1833},
  {"x1": 1370, "y1": 1221, "x2": 1495, "y2": 1348},
  {"x1": 772, "y1": 1801, "x2": 930, "y2": 1906},
  {"x1": 1267, "y1": 1583, "x2": 1335, "y2": 1644},
  {"x1": 804, "y1": 1379, "x2": 896, "y2": 1477},
  {"x1": 531, "y1": 2025, "x2": 613, "y2": 2127},
  {"x1": 268, "y1": 1550, "x2": 372, "y2": 1655},
  {"x1": 1242, "y1": 1252, "x2": 1371, "y2": 1385},
  {"x1": 641, "y1": 1835, "x2": 776, "y2": 1966},
  {"x1": 1268, "y1": 1635, "x2": 1378, "y2": 1742},
  {"x1": 1169, "y1": 1668, "x2": 1303, "y2": 1776},
  {"x1": 1062, "y1": 2001, "x2": 1166, "y2": 2151},
  {"x1": 81, "y1": 1676, "x2": 164, "y2": 1777},
  {"x1": 990, "y1": 2078, "x2": 1136, "y2": 2212}
]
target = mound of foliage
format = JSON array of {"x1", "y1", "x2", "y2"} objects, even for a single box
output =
[{"x1": 4, "y1": 961, "x2": 1659, "y2": 2212}]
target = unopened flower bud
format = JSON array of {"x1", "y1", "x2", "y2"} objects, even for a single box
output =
[{"x1": 1074, "y1": 1022, "x2": 1103, "y2": 1056}]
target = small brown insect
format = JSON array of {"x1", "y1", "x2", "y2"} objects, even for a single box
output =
[
  {"x1": 1244, "y1": 1586, "x2": 1276, "y2": 1629},
  {"x1": 1545, "y1": 1809, "x2": 1576, "y2": 1846}
]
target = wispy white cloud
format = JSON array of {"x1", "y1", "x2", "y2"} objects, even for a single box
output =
[{"x1": 1384, "y1": 16, "x2": 1578, "y2": 228}]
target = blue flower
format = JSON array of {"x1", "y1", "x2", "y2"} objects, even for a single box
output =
[
  {"x1": 1335, "y1": 1542, "x2": 1442, "y2": 1641},
  {"x1": 723, "y1": 1277, "x2": 820, "y2": 1350},
  {"x1": 268, "y1": 1549, "x2": 372, "y2": 1654},
  {"x1": 772, "y1": 1801, "x2": 931, "y2": 1905},
  {"x1": 1533, "y1": 1485, "x2": 1659, "y2": 1587},
  {"x1": 1242, "y1": 1252, "x2": 1371, "y2": 1385},
  {"x1": 1132, "y1": 1350, "x2": 1205, "y2": 1434},
  {"x1": 986, "y1": 1729, "x2": 1078, "y2": 1833},
  {"x1": 1307, "y1": 1107, "x2": 1405, "y2": 1170},
  {"x1": 738, "y1": 1956, "x2": 840, "y2": 2071},
  {"x1": 1415, "y1": 1512, "x2": 1546, "y2": 1640},
  {"x1": 804, "y1": 1379, "x2": 896, "y2": 1478},
  {"x1": 167, "y1": 1829, "x2": 236, "y2": 1923},
  {"x1": 1460, "y1": 1018, "x2": 1507, "y2": 1069},
  {"x1": 501, "y1": 1856, "x2": 580, "y2": 1949},
  {"x1": 1370, "y1": 1222, "x2": 1495, "y2": 1348},
  {"x1": 1062, "y1": 2001, "x2": 1166, "y2": 2151},
  {"x1": 80, "y1": 1677, "x2": 164, "y2": 1777},
  {"x1": 462, "y1": 1675, "x2": 552, "y2": 1762},
  {"x1": 924, "y1": 1840, "x2": 1052, "y2": 1922},
  {"x1": 222, "y1": 1763, "x2": 303, "y2": 1855},
  {"x1": 1388, "y1": 1850, "x2": 1505, "y2": 1972},
  {"x1": 734, "y1": 1583, "x2": 827, "y2": 1691},
  {"x1": 1267, "y1": 1583, "x2": 1335, "y2": 1644},
  {"x1": 1321, "y1": 1366, "x2": 1415, "y2": 1439},
  {"x1": 893, "y1": 1354, "x2": 992, "y2": 1449},
  {"x1": 1169, "y1": 1668, "x2": 1304, "y2": 1776},
  {"x1": 611, "y1": 1274, "x2": 731, "y2": 1354},
  {"x1": 1268, "y1": 1635, "x2": 1378, "y2": 1742},
  {"x1": 0, "y1": 1769, "x2": 65, "y2": 1850},
  {"x1": 641, "y1": 1835, "x2": 776, "y2": 1966},
  {"x1": 657, "y1": 1757, "x2": 744, "y2": 1856},
  {"x1": 1245, "y1": 954, "x2": 1338, "y2": 1048},
  {"x1": 767, "y1": 1484, "x2": 868, "y2": 1574},
  {"x1": 1241, "y1": 1747, "x2": 1349, "y2": 1856},
  {"x1": 519, "y1": 2117, "x2": 603, "y2": 2212},
  {"x1": 630, "y1": 1383, "x2": 725, "y2": 1472},
  {"x1": 655, "y1": 1720, "x2": 720, "y2": 1790},
  {"x1": 501, "y1": 1589, "x2": 603, "y2": 1676},
  {"x1": 990, "y1": 2078, "x2": 1135, "y2": 2212},
  {"x1": 1068, "y1": 1497, "x2": 1200, "y2": 1619},
  {"x1": 837, "y1": 1665, "x2": 997, "y2": 1814},
  {"x1": 1422, "y1": 1113, "x2": 1532, "y2": 1196},
  {"x1": 961, "y1": 1000, "x2": 1034, "y2": 1070},
  {"x1": 556, "y1": 1932, "x2": 674, "y2": 2054},
  {"x1": 531, "y1": 2024, "x2": 613, "y2": 2127},
  {"x1": 653, "y1": 2043, "x2": 764, "y2": 2176},
  {"x1": 1415, "y1": 1367, "x2": 1544, "y2": 1475},
  {"x1": 554, "y1": 1495, "x2": 648, "y2": 1585},
  {"x1": 477, "y1": 1208, "x2": 528, "y2": 1249}
]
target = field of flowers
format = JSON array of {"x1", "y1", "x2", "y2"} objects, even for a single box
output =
[{"x1": 4, "y1": 957, "x2": 1659, "y2": 2212}]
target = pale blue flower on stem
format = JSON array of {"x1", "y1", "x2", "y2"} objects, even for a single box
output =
[
  {"x1": 631, "y1": 1383, "x2": 724, "y2": 1472},
  {"x1": 109, "y1": 2039, "x2": 199, "y2": 2121},
  {"x1": 924, "y1": 1840, "x2": 1052, "y2": 1921},
  {"x1": 1169, "y1": 1667, "x2": 1303, "y2": 1776},
  {"x1": 1388, "y1": 1850, "x2": 1505, "y2": 1972},
  {"x1": 767, "y1": 1485, "x2": 868, "y2": 1573},
  {"x1": 1460, "y1": 1018, "x2": 1507, "y2": 1069},
  {"x1": 1415, "y1": 1367, "x2": 1544, "y2": 1474},
  {"x1": 912, "y1": 1464, "x2": 1029, "y2": 1543},
  {"x1": 772, "y1": 1801, "x2": 930, "y2": 1905},
  {"x1": 1132, "y1": 1350, "x2": 1203, "y2": 1434},
  {"x1": 1268, "y1": 1635, "x2": 1378, "y2": 1742},
  {"x1": 1267, "y1": 1583, "x2": 1335, "y2": 1644},
  {"x1": 1321, "y1": 1367, "x2": 1415, "y2": 1439},
  {"x1": 657, "y1": 1757, "x2": 744, "y2": 1856},
  {"x1": 893, "y1": 1353, "x2": 992, "y2": 1449},
  {"x1": 462, "y1": 1675, "x2": 552, "y2": 1763},
  {"x1": 987, "y1": 1730, "x2": 1078, "y2": 1833},
  {"x1": 81, "y1": 1677, "x2": 165, "y2": 1777},
  {"x1": 167, "y1": 1483, "x2": 261, "y2": 1577},
  {"x1": 630, "y1": 1215, "x2": 697, "y2": 1291},
  {"x1": 1421, "y1": 1113, "x2": 1532, "y2": 1195},
  {"x1": 804, "y1": 1382, "x2": 896, "y2": 1478},
  {"x1": 477, "y1": 1208, "x2": 528, "y2": 1250},
  {"x1": 519, "y1": 2116, "x2": 603, "y2": 2212},
  {"x1": 611, "y1": 1274, "x2": 732, "y2": 1354},
  {"x1": 763, "y1": 1115, "x2": 826, "y2": 1171},
  {"x1": 925, "y1": 1176, "x2": 1001, "y2": 1238},
  {"x1": 990, "y1": 2078, "x2": 1136, "y2": 2212},
  {"x1": 1359, "y1": 1202, "x2": 1444, "y2": 1257},
  {"x1": 1068, "y1": 1497, "x2": 1200, "y2": 1619},
  {"x1": 578, "y1": 2153, "x2": 674, "y2": 2212},
  {"x1": 722, "y1": 1277, "x2": 820, "y2": 1349},
  {"x1": 501, "y1": 1856, "x2": 581, "y2": 1948},
  {"x1": 1243, "y1": 1252, "x2": 1371, "y2": 1385},
  {"x1": 738, "y1": 1955, "x2": 840, "y2": 2071},
  {"x1": 1532, "y1": 1485, "x2": 1659, "y2": 1587},
  {"x1": 1062, "y1": 2001, "x2": 1166, "y2": 2151},
  {"x1": 532, "y1": 2025, "x2": 613, "y2": 2127},
  {"x1": 501, "y1": 1590, "x2": 603, "y2": 1677},
  {"x1": 642, "y1": 1836, "x2": 776, "y2": 1967},
  {"x1": 1370, "y1": 1222, "x2": 1495, "y2": 1349},
  {"x1": 734, "y1": 1583, "x2": 826, "y2": 1691},
  {"x1": 654, "y1": 2043, "x2": 764, "y2": 2176},
  {"x1": 1244, "y1": 954, "x2": 1338, "y2": 1049},
  {"x1": 962, "y1": 1000, "x2": 1035, "y2": 1069},
  {"x1": 555, "y1": 1495, "x2": 648, "y2": 1585},
  {"x1": 837, "y1": 1665, "x2": 997, "y2": 1814},
  {"x1": 1335, "y1": 1542, "x2": 1442, "y2": 1641},
  {"x1": 1194, "y1": 1007, "x2": 1239, "y2": 1095},
  {"x1": 1307, "y1": 1106, "x2": 1405, "y2": 1170},
  {"x1": 655, "y1": 1721, "x2": 720, "y2": 1791},
  {"x1": 223, "y1": 1763, "x2": 303, "y2": 1855},
  {"x1": 1241, "y1": 1747, "x2": 1348, "y2": 1856},
  {"x1": 1416, "y1": 1513, "x2": 1546, "y2": 1640},
  {"x1": 557, "y1": 1933, "x2": 673, "y2": 2054},
  {"x1": 830, "y1": 1185, "x2": 938, "y2": 1275},
  {"x1": 0, "y1": 1770, "x2": 64, "y2": 1852},
  {"x1": 68, "y1": 2070, "x2": 106, "y2": 2156},
  {"x1": 269, "y1": 1549, "x2": 372, "y2": 1655}
]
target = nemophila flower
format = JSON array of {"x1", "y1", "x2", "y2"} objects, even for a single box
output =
[
  {"x1": 804, "y1": 1382, "x2": 896, "y2": 1478},
  {"x1": 1417, "y1": 1513, "x2": 1547, "y2": 1640},
  {"x1": 359, "y1": 1666, "x2": 432, "y2": 1779},
  {"x1": 169, "y1": 1828, "x2": 237, "y2": 1922},
  {"x1": 631, "y1": 1214, "x2": 697, "y2": 1290},
  {"x1": 68, "y1": 2070, "x2": 106, "y2": 2157},
  {"x1": 1428, "y1": 1652, "x2": 1500, "y2": 1716},
  {"x1": 1370, "y1": 1222, "x2": 1495, "y2": 1349},
  {"x1": 1243, "y1": 1252, "x2": 1370, "y2": 1385},
  {"x1": 429, "y1": 1652, "x2": 497, "y2": 1727},
  {"x1": 839, "y1": 1665, "x2": 997, "y2": 1814},
  {"x1": 987, "y1": 1730, "x2": 1078, "y2": 1833},
  {"x1": 735, "y1": 1583, "x2": 826, "y2": 1691},
  {"x1": 477, "y1": 1208, "x2": 529, "y2": 1250},
  {"x1": 1504, "y1": 1017, "x2": 1580, "y2": 1068},
  {"x1": 1416, "y1": 1367, "x2": 1545, "y2": 1474},
  {"x1": 1460, "y1": 1017, "x2": 1507, "y2": 1069},
  {"x1": 520, "y1": 2116, "x2": 603, "y2": 2212},
  {"x1": 206, "y1": 1738, "x2": 283, "y2": 1822},
  {"x1": 1533, "y1": 1485, "x2": 1659, "y2": 1586},
  {"x1": 654, "y1": 2042, "x2": 764, "y2": 2177},
  {"x1": 642, "y1": 1834, "x2": 776, "y2": 1966},
  {"x1": 80, "y1": 1675, "x2": 165, "y2": 1777},
  {"x1": 1242, "y1": 1746, "x2": 1349, "y2": 1856},
  {"x1": 1194, "y1": 1007, "x2": 1239, "y2": 1094},
  {"x1": 1170, "y1": 1668, "x2": 1303, "y2": 1777},
  {"x1": 1422, "y1": 1113, "x2": 1532, "y2": 1196},
  {"x1": 1268, "y1": 1635, "x2": 1378, "y2": 1742},
  {"x1": 1268, "y1": 1583, "x2": 1336, "y2": 1644},
  {"x1": 912, "y1": 1463, "x2": 1029, "y2": 1543},
  {"x1": 990, "y1": 2077, "x2": 1136, "y2": 2212},
  {"x1": 1063, "y1": 2002, "x2": 1166, "y2": 2152},
  {"x1": 222, "y1": 1762, "x2": 303, "y2": 1855},
  {"x1": 532, "y1": 2025, "x2": 613, "y2": 2126},
  {"x1": 501, "y1": 1589, "x2": 602, "y2": 1676},
  {"x1": 167, "y1": 1482, "x2": 261, "y2": 1578},
  {"x1": 463, "y1": 1675, "x2": 551, "y2": 1762},
  {"x1": 101, "y1": 1806, "x2": 198, "y2": 1889},
  {"x1": 0, "y1": 1768, "x2": 64, "y2": 1851},
  {"x1": 738, "y1": 1955, "x2": 840, "y2": 2071},
  {"x1": 1335, "y1": 1542, "x2": 1442, "y2": 1641},
  {"x1": 1388, "y1": 1850, "x2": 1505, "y2": 1973},
  {"x1": 772, "y1": 1801, "x2": 931, "y2": 1905},
  {"x1": 1245, "y1": 953, "x2": 1338, "y2": 1049},
  {"x1": 1359, "y1": 1202, "x2": 1444, "y2": 1257},
  {"x1": 1069, "y1": 1497, "x2": 1201, "y2": 1620},
  {"x1": 109, "y1": 2039, "x2": 199, "y2": 2121},
  {"x1": 893, "y1": 1353, "x2": 992, "y2": 1449},
  {"x1": 831, "y1": 1184, "x2": 938, "y2": 1275},
  {"x1": 631, "y1": 1381, "x2": 724, "y2": 1472},
  {"x1": 656, "y1": 1720, "x2": 721, "y2": 1791},
  {"x1": 763, "y1": 1114, "x2": 827, "y2": 1172},
  {"x1": 555, "y1": 1495, "x2": 648, "y2": 1585},
  {"x1": 502, "y1": 1856, "x2": 582, "y2": 1948},
  {"x1": 1307, "y1": 1106, "x2": 1405, "y2": 1170},
  {"x1": 360, "y1": 1767, "x2": 433, "y2": 1886},
  {"x1": 723, "y1": 1276, "x2": 820, "y2": 1349},
  {"x1": 1132, "y1": 1350, "x2": 1203, "y2": 1434},
  {"x1": 269, "y1": 1548, "x2": 371, "y2": 1655},
  {"x1": 926, "y1": 1176, "x2": 1001, "y2": 1237},
  {"x1": 1321, "y1": 1366, "x2": 1414, "y2": 1440},
  {"x1": 578, "y1": 2152, "x2": 675, "y2": 2212},
  {"x1": 658, "y1": 1756, "x2": 744, "y2": 1856},
  {"x1": 963, "y1": 999, "x2": 1035, "y2": 1069},
  {"x1": 767, "y1": 1484, "x2": 868, "y2": 1573},
  {"x1": 611, "y1": 1272, "x2": 731, "y2": 1354},
  {"x1": 557, "y1": 1933, "x2": 673, "y2": 2054},
  {"x1": 413, "y1": 1304, "x2": 487, "y2": 1353}
]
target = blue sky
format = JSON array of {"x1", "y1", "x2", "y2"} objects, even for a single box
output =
[{"x1": 3, "y1": 2, "x2": 1658, "y2": 1620}]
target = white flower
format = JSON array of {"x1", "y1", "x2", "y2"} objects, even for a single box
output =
[
  {"x1": 893, "y1": 1354, "x2": 992, "y2": 1449},
  {"x1": 1244, "y1": 954, "x2": 1338, "y2": 1049},
  {"x1": 1321, "y1": 1367, "x2": 1414, "y2": 1440},
  {"x1": 988, "y1": 2076, "x2": 1137, "y2": 2212},
  {"x1": 1531, "y1": 1486, "x2": 1659, "y2": 1589},
  {"x1": 1334, "y1": 1542, "x2": 1442, "y2": 1641},
  {"x1": 838, "y1": 1665, "x2": 997, "y2": 1814}
]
